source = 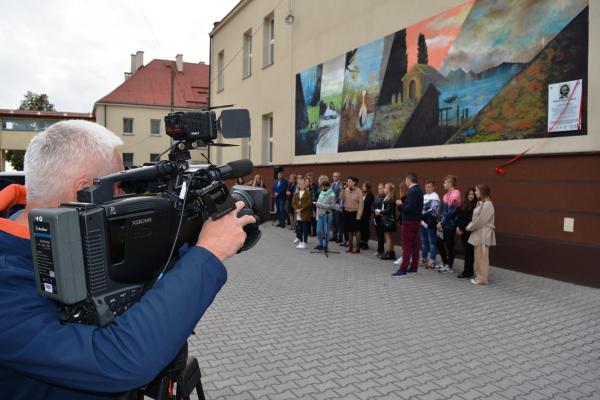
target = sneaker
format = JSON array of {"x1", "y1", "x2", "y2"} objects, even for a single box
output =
[
  {"x1": 470, "y1": 278, "x2": 478, "y2": 285},
  {"x1": 438, "y1": 265, "x2": 451, "y2": 273},
  {"x1": 391, "y1": 270, "x2": 407, "y2": 277},
  {"x1": 293, "y1": 238, "x2": 299, "y2": 244},
  {"x1": 373, "y1": 251, "x2": 383, "y2": 258},
  {"x1": 313, "y1": 245, "x2": 323, "y2": 250},
  {"x1": 393, "y1": 257, "x2": 403, "y2": 265},
  {"x1": 296, "y1": 242, "x2": 305, "y2": 249}
]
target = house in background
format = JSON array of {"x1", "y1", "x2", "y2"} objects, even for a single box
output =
[{"x1": 94, "y1": 51, "x2": 210, "y2": 167}]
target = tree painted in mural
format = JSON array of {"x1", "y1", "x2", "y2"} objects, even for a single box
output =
[{"x1": 294, "y1": 0, "x2": 589, "y2": 155}]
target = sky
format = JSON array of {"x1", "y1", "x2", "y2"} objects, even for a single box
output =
[
  {"x1": 440, "y1": 0, "x2": 589, "y2": 75},
  {"x1": 405, "y1": 0, "x2": 474, "y2": 71},
  {"x1": 0, "y1": 0, "x2": 240, "y2": 112}
]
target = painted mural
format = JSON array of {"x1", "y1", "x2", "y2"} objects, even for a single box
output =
[{"x1": 295, "y1": 0, "x2": 589, "y2": 155}]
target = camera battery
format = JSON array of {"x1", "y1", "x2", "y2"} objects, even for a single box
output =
[{"x1": 29, "y1": 208, "x2": 87, "y2": 305}]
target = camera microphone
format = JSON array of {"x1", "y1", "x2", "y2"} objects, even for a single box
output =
[{"x1": 219, "y1": 159, "x2": 254, "y2": 180}]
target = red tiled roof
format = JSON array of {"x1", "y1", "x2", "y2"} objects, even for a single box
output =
[
  {"x1": 97, "y1": 59, "x2": 209, "y2": 109},
  {"x1": 0, "y1": 109, "x2": 94, "y2": 119}
]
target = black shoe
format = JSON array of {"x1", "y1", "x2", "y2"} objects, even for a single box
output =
[
  {"x1": 360, "y1": 243, "x2": 369, "y2": 250},
  {"x1": 313, "y1": 245, "x2": 323, "y2": 251},
  {"x1": 380, "y1": 252, "x2": 393, "y2": 260},
  {"x1": 457, "y1": 273, "x2": 473, "y2": 279}
]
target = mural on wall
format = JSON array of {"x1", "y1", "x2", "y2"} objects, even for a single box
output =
[{"x1": 294, "y1": 0, "x2": 589, "y2": 155}]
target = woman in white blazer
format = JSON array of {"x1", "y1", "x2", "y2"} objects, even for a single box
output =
[{"x1": 466, "y1": 184, "x2": 496, "y2": 285}]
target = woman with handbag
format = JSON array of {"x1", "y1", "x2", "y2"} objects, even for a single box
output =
[
  {"x1": 466, "y1": 184, "x2": 496, "y2": 285},
  {"x1": 376, "y1": 183, "x2": 397, "y2": 260}
]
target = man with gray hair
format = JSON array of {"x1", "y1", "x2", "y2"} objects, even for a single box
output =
[{"x1": 0, "y1": 120, "x2": 254, "y2": 398}]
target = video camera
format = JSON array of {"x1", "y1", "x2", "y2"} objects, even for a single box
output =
[{"x1": 29, "y1": 108, "x2": 268, "y2": 327}]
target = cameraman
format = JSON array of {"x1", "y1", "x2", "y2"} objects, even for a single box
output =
[{"x1": 0, "y1": 120, "x2": 255, "y2": 399}]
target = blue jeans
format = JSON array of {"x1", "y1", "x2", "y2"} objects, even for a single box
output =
[
  {"x1": 317, "y1": 214, "x2": 332, "y2": 247},
  {"x1": 420, "y1": 225, "x2": 437, "y2": 261},
  {"x1": 276, "y1": 195, "x2": 286, "y2": 225}
]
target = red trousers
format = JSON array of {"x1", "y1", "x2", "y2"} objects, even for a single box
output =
[{"x1": 400, "y1": 220, "x2": 421, "y2": 272}]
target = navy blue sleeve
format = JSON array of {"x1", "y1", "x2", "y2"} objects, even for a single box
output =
[
  {"x1": 0, "y1": 246, "x2": 226, "y2": 393},
  {"x1": 403, "y1": 190, "x2": 418, "y2": 214}
]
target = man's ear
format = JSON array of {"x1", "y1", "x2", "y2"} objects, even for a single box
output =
[{"x1": 75, "y1": 178, "x2": 92, "y2": 192}]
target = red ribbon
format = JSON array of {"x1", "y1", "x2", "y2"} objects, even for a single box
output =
[{"x1": 495, "y1": 79, "x2": 581, "y2": 174}]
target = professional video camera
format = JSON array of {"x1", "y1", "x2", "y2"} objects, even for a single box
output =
[{"x1": 29, "y1": 108, "x2": 269, "y2": 328}]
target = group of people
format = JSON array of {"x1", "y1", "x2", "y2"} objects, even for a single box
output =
[{"x1": 264, "y1": 171, "x2": 496, "y2": 285}]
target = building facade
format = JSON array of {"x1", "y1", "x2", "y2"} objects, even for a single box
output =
[
  {"x1": 210, "y1": 0, "x2": 600, "y2": 287},
  {"x1": 0, "y1": 109, "x2": 94, "y2": 171},
  {"x1": 94, "y1": 52, "x2": 210, "y2": 166}
]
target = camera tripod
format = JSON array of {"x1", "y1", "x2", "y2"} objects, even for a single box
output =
[
  {"x1": 310, "y1": 212, "x2": 339, "y2": 258},
  {"x1": 121, "y1": 342, "x2": 205, "y2": 400}
]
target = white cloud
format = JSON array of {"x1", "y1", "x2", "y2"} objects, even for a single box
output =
[
  {"x1": 0, "y1": 0, "x2": 239, "y2": 112},
  {"x1": 425, "y1": 35, "x2": 454, "y2": 49}
]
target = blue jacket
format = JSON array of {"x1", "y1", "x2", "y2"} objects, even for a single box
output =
[
  {"x1": 272, "y1": 179, "x2": 288, "y2": 200},
  {"x1": 0, "y1": 219, "x2": 226, "y2": 399},
  {"x1": 401, "y1": 185, "x2": 424, "y2": 222}
]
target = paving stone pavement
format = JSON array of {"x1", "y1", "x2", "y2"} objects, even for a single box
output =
[{"x1": 186, "y1": 225, "x2": 600, "y2": 400}]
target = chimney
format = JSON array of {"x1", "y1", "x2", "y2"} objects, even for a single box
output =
[
  {"x1": 135, "y1": 50, "x2": 144, "y2": 71},
  {"x1": 175, "y1": 54, "x2": 183, "y2": 72},
  {"x1": 130, "y1": 54, "x2": 136, "y2": 74}
]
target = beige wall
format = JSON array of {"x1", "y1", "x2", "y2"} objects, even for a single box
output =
[
  {"x1": 95, "y1": 103, "x2": 208, "y2": 165},
  {"x1": 210, "y1": 0, "x2": 599, "y2": 167}
]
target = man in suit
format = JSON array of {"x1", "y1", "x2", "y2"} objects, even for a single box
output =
[
  {"x1": 393, "y1": 173, "x2": 424, "y2": 277},
  {"x1": 272, "y1": 171, "x2": 288, "y2": 227}
]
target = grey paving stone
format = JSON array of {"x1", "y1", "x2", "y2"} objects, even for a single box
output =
[{"x1": 184, "y1": 226, "x2": 600, "y2": 400}]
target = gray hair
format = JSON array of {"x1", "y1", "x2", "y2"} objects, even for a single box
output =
[{"x1": 24, "y1": 120, "x2": 123, "y2": 203}]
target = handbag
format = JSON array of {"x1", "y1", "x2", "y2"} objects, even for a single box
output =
[{"x1": 383, "y1": 215, "x2": 395, "y2": 230}]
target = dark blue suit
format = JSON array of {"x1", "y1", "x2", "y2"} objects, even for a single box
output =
[{"x1": 272, "y1": 179, "x2": 288, "y2": 226}]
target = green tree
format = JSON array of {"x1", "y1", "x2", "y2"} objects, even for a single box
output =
[
  {"x1": 417, "y1": 33, "x2": 428, "y2": 65},
  {"x1": 19, "y1": 91, "x2": 55, "y2": 111},
  {"x1": 5, "y1": 150, "x2": 25, "y2": 171}
]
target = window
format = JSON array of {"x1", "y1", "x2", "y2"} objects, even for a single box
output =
[
  {"x1": 263, "y1": 13, "x2": 275, "y2": 67},
  {"x1": 150, "y1": 119, "x2": 161, "y2": 135},
  {"x1": 123, "y1": 153, "x2": 134, "y2": 168},
  {"x1": 1, "y1": 118, "x2": 56, "y2": 132},
  {"x1": 150, "y1": 153, "x2": 160, "y2": 162},
  {"x1": 217, "y1": 51, "x2": 224, "y2": 92},
  {"x1": 262, "y1": 113, "x2": 273, "y2": 164},
  {"x1": 243, "y1": 29, "x2": 252, "y2": 78},
  {"x1": 123, "y1": 118, "x2": 134, "y2": 134},
  {"x1": 242, "y1": 138, "x2": 251, "y2": 160}
]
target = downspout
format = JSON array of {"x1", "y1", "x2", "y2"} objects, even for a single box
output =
[{"x1": 208, "y1": 34, "x2": 213, "y2": 163}]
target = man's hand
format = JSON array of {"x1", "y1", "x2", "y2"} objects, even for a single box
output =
[{"x1": 196, "y1": 201, "x2": 256, "y2": 262}]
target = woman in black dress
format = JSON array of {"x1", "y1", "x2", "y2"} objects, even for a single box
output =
[
  {"x1": 359, "y1": 182, "x2": 374, "y2": 250},
  {"x1": 456, "y1": 188, "x2": 477, "y2": 278},
  {"x1": 377, "y1": 183, "x2": 397, "y2": 260}
]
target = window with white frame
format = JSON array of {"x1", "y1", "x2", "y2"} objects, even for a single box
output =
[
  {"x1": 243, "y1": 29, "x2": 252, "y2": 78},
  {"x1": 263, "y1": 13, "x2": 274, "y2": 67},
  {"x1": 123, "y1": 118, "x2": 133, "y2": 134},
  {"x1": 150, "y1": 119, "x2": 161, "y2": 135},
  {"x1": 262, "y1": 113, "x2": 273, "y2": 164},
  {"x1": 217, "y1": 50, "x2": 225, "y2": 91}
]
